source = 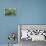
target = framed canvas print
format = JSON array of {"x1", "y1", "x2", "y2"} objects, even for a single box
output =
[{"x1": 5, "y1": 8, "x2": 16, "y2": 16}]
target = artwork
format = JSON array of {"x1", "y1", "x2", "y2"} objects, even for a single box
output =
[{"x1": 5, "y1": 8, "x2": 16, "y2": 16}]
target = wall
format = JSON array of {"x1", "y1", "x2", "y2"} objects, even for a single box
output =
[
  {"x1": 0, "y1": 0, "x2": 46, "y2": 44},
  {"x1": 19, "y1": 0, "x2": 46, "y2": 24}
]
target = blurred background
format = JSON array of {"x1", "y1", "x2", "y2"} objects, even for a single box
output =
[{"x1": 0, "y1": 0, "x2": 46, "y2": 46}]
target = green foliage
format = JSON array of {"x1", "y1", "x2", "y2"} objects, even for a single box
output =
[{"x1": 5, "y1": 8, "x2": 16, "y2": 16}]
